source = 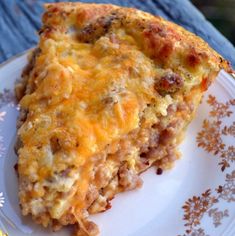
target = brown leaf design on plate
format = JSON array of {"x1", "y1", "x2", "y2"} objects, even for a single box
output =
[
  {"x1": 229, "y1": 99, "x2": 235, "y2": 106},
  {"x1": 207, "y1": 95, "x2": 233, "y2": 119},
  {"x1": 222, "y1": 122, "x2": 235, "y2": 137},
  {"x1": 216, "y1": 171, "x2": 235, "y2": 203},
  {"x1": 190, "y1": 228, "x2": 209, "y2": 236},
  {"x1": 196, "y1": 120, "x2": 224, "y2": 155},
  {"x1": 197, "y1": 95, "x2": 235, "y2": 171},
  {"x1": 208, "y1": 208, "x2": 229, "y2": 227},
  {"x1": 182, "y1": 189, "x2": 217, "y2": 233},
  {"x1": 180, "y1": 94, "x2": 235, "y2": 236},
  {"x1": 219, "y1": 146, "x2": 235, "y2": 171},
  {"x1": 178, "y1": 227, "x2": 210, "y2": 236}
]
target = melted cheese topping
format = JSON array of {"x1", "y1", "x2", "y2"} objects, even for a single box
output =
[
  {"x1": 18, "y1": 29, "x2": 170, "y2": 217},
  {"x1": 16, "y1": 3, "x2": 227, "y2": 228},
  {"x1": 17, "y1": 4, "x2": 229, "y2": 232},
  {"x1": 19, "y1": 32, "x2": 156, "y2": 158}
]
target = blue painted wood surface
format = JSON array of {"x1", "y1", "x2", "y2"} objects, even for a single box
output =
[{"x1": 0, "y1": 0, "x2": 234, "y2": 67}]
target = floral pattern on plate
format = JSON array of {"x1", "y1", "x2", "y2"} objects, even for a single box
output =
[{"x1": 180, "y1": 95, "x2": 235, "y2": 236}]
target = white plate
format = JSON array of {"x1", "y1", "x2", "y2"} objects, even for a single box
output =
[{"x1": 0, "y1": 52, "x2": 234, "y2": 236}]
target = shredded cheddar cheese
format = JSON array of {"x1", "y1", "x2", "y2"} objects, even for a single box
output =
[{"x1": 16, "y1": 2, "x2": 232, "y2": 236}]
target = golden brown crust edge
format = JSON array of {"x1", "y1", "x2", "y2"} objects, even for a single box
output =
[{"x1": 42, "y1": 1, "x2": 233, "y2": 76}]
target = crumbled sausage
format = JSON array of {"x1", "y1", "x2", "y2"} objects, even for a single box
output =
[
  {"x1": 118, "y1": 164, "x2": 143, "y2": 190},
  {"x1": 148, "y1": 131, "x2": 160, "y2": 148},
  {"x1": 77, "y1": 13, "x2": 119, "y2": 43},
  {"x1": 85, "y1": 185, "x2": 99, "y2": 207},
  {"x1": 159, "y1": 119, "x2": 182, "y2": 145},
  {"x1": 145, "y1": 146, "x2": 165, "y2": 160},
  {"x1": 94, "y1": 164, "x2": 113, "y2": 188},
  {"x1": 155, "y1": 72, "x2": 184, "y2": 94}
]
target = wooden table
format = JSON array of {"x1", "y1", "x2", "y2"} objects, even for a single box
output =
[{"x1": 0, "y1": 0, "x2": 234, "y2": 68}]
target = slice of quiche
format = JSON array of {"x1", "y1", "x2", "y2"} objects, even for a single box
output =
[{"x1": 15, "y1": 2, "x2": 233, "y2": 236}]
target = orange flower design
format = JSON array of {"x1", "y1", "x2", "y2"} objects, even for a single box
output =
[
  {"x1": 197, "y1": 120, "x2": 224, "y2": 155},
  {"x1": 208, "y1": 208, "x2": 229, "y2": 227},
  {"x1": 180, "y1": 170, "x2": 235, "y2": 236},
  {"x1": 220, "y1": 146, "x2": 235, "y2": 171},
  {"x1": 207, "y1": 95, "x2": 233, "y2": 119},
  {"x1": 197, "y1": 95, "x2": 235, "y2": 171},
  {"x1": 216, "y1": 171, "x2": 235, "y2": 203},
  {"x1": 182, "y1": 190, "x2": 217, "y2": 233},
  {"x1": 222, "y1": 122, "x2": 235, "y2": 137},
  {"x1": 180, "y1": 94, "x2": 235, "y2": 236}
]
